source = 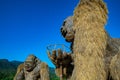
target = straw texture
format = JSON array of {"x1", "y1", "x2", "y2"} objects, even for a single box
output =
[{"x1": 71, "y1": 0, "x2": 108, "y2": 80}]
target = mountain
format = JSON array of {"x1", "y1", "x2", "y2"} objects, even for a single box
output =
[
  {"x1": 0, "y1": 59, "x2": 23, "y2": 80},
  {"x1": 0, "y1": 59, "x2": 22, "y2": 72}
]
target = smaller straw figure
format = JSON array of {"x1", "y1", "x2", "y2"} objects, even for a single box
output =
[{"x1": 47, "y1": 44, "x2": 74, "y2": 80}]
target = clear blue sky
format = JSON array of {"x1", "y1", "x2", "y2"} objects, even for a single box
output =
[{"x1": 0, "y1": 0, "x2": 120, "y2": 67}]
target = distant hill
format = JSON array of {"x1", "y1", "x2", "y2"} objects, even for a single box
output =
[
  {"x1": 0, "y1": 59, "x2": 23, "y2": 80},
  {"x1": 0, "y1": 59, "x2": 22, "y2": 72}
]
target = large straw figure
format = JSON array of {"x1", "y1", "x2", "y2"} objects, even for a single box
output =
[{"x1": 71, "y1": 0, "x2": 108, "y2": 80}]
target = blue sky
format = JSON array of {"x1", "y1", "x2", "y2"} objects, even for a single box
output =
[{"x1": 0, "y1": 0, "x2": 120, "y2": 67}]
